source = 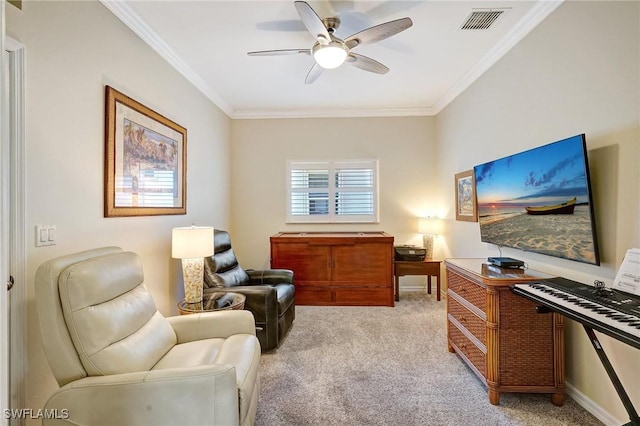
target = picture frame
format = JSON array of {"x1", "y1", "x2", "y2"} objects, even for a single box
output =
[
  {"x1": 454, "y1": 170, "x2": 477, "y2": 222},
  {"x1": 104, "y1": 86, "x2": 186, "y2": 217}
]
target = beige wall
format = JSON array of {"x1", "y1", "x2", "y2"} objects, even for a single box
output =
[
  {"x1": 436, "y1": 1, "x2": 639, "y2": 423},
  {"x1": 7, "y1": 0, "x2": 232, "y2": 419},
  {"x1": 230, "y1": 117, "x2": 438, "y2": 281}
]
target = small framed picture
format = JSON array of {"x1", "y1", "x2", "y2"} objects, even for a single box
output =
[
  {"x1": 104, "y1": 86, "x2": 187, "y2": 217},
  {"x1": 454, "y1": 170, "x2": 477, "y2": 222}
]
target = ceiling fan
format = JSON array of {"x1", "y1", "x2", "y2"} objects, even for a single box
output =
[{"x1": 247, "y1": 1, "x2": 413, "y2": 84}]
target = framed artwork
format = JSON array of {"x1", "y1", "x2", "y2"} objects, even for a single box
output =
[
  {"x1": 454, "y1": 170, "x2": 477, "y2": 222},
  {"x1": 104, "y1": 86, "x2": 186, "y2": 217}
]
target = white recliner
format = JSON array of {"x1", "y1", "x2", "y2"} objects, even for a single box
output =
[{"x1": 34, "y1": 247, "x2": 260, "y2": 426}]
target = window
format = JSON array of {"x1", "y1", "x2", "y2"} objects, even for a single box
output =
[{"x1": 287, "y1": 160, "x2": 379, "y2": 223}]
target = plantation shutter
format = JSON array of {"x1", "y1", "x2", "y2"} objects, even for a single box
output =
[{"x1": 287, "y1": 160, "x2": 378, "y2": 223}]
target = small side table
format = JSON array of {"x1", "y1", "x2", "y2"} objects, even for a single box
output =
[
  {"x1": 394, "y1": 259, "x2": 442, "y2": 301},
  {"x1": 178, "y1": 292, "x2": 246, "y2": 315}
]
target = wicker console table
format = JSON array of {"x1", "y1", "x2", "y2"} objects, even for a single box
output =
[{"x1": 445, "y1": 258, "x2": 565, "y2": 406}]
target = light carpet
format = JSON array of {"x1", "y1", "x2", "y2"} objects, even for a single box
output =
[{"x1": 255, "y1": 292, "x2": 602, "y2": 425}]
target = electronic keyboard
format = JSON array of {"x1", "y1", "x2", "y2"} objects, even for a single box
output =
[
  {"x1": 512, "y1": 277, "x2": 640, "y2": 426},
  {"x1": 512, "y1": 277, "x2": 640, "y2": 349}
]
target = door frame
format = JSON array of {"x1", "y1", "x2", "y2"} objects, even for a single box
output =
[
  {"x1": 6, "y1": 35, "x2": 26, "y2": 425},
  {"x1": 0, "y1": 1, "x2": 8, "y2": 422},
  {"x1": 2, "y1": 25, "x2": 27, "y2": 425}
]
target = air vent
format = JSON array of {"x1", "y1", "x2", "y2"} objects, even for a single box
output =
[{"x1": 460, "y1": 9, "x2": 506, "y2": 30}]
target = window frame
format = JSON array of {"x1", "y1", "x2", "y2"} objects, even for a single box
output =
[{"x1": 286, "y1": 159, "x2": 379, "y2": 224}]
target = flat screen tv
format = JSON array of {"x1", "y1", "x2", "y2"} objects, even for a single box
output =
[{"x1": 473, "y1": 134, "x2": 600, "y2": 265}]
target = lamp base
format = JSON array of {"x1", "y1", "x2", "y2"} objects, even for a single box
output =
[
  {"x1": 422, "y1": 234, "x2": 434, "y2": 260},
  {"x1": 181, "y1": 258, "x2": 204, "y2": 304}
]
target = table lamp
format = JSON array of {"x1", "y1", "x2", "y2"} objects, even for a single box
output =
[
  {"x1": 172, "y1": 226, "x2": 214, "y2": 304},
  {"x1": 419, "y1": 217, "x2": 443, "y2": 260}
]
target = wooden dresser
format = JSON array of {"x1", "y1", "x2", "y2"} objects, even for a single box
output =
[
  {"x1": 445, "y1": 258, "x2": 565, "y2": 406},
  {"x1": 270, "y1": 232, "x2": 394, "y2": 306}
]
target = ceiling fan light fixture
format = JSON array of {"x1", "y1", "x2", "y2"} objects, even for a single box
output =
[
  {"x1": 248, "y1": 1, "x2": 414, "y2": 83},
  {"x1": 312, "y1": 41, "x2": 348, "y2": 69}
]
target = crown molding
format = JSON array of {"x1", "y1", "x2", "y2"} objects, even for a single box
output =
[
  {"x1": 231, "y1": 106, "x2": 435, "y2": 120},
  {"x1": 100, "y1": 0, "x2": 234, "y2": 117},
  {"x1": 432, "y1": 0, "x2": 564, "y2": 115}
]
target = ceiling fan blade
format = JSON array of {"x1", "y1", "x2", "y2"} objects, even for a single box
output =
[
  {"x1": 294, "y1": 1, "x2": 331, "y2": 41},
  {"x1": 344, "y1": 17, "x2": 413, "y2": 49},
  {"x1": 247, "y1": 49, "x2": 310, "y2": 56},
  {"x1": 345, "y1": 53, "x2": 389, "y2": 74},
  {"x1": 305, "y1": 63, "x2": 324, "y2": 84}
]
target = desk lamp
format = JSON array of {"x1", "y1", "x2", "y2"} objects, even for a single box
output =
[
  {"x1": 419, "y1": 217, "x2": 443, "y2": 260},
  {"x1": 172, "y1": 226, "x2": 214, "y2": 303}
]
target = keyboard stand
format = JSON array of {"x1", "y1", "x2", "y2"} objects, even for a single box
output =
[{"x1": 583, "y1": 326, "x2": 639, "y2": 426}]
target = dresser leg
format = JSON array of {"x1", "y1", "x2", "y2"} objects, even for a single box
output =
[
  {"x1": 551, "y1": 393, "x2": 565, "y2": 406},
  {"x1": 488, "y1": 389, "x2": 501, "y2": 405},
  {"x1": 394, "y1": 276, "x2": 400, "y2": 302}
]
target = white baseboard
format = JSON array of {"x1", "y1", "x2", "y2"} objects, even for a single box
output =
[
  {"x1": 400, "y1": 286, "x2": 428, "y2": 291},
  {"x1": 400, "y1": 285, "x2": 445, "y2": 299},
  {"x1": 565, "y1": 381, "x2": 625, "y2": 426}
]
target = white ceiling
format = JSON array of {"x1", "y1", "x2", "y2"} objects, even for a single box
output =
[{"x1": 102, "y1": 0, "x2": 563, "y2": 119}]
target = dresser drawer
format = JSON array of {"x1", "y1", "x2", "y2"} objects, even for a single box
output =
[
  {"x1": 294, "y1": 286, "x2": 392, "y2": 306},
  {"x1": 449, "y1": 322, "x2": 486, "y2": 377},
  {"x1": 334, "y1": 287, "x2": 391, "y2": 306},
  {"x1": 448, "y1": 296, "x2": 486, "y2": 343},
  {"x1": 294, "y1": 287, "x2": 333, "y2": 305},
  {"x1": 447, "y1": 270, "x2": 486, "y2": 311}
]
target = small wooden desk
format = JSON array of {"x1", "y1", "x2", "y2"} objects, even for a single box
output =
[{"x1": 394, "y1": 259, "x2": 442, "y2": 301}]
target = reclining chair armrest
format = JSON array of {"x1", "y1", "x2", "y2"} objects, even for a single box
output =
[
  {"x1": 167, "y1": 310, "x2": 256, "y2": 343},
  {"x1": 220, "y1": 286, "x2": 277, "y2": 321},
  {"x1": 246, "y1": 269, "x2": 294, "y2": 285},
  {"x1": 43, "y1": 365, "x2": 239, "y2": 426}
]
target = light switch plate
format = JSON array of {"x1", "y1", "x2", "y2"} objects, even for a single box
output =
[{"x1": 36, "y1": 225, "x2": 56, "y2": 247}]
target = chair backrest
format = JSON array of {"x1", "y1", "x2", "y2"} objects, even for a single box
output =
[
  {"x1": 35, "y1": 247, "x2": 176, "y2": 386},
  {"x1": 204, "y1": 230, "x2": 250, "y2": 288}
]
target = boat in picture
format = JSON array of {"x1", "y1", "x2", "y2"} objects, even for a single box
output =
[{"x1": 525, "y1": 197, "x2": 577, "y2": 215}]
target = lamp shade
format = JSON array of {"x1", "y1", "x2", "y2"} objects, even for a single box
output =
[
  {"x1": 418, "y1": 217, "x2": 443, "y2": 235},
  {"x1": 172, "y1": 226, "x2": 214, "y2": 259},
  {"x1": 313, "y1": 42, "x2": 348, "y2": 69}
]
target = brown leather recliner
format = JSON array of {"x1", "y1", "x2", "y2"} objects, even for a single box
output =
[{"x1": 204, "y1": 230, "x2": 295, "y2": 351}]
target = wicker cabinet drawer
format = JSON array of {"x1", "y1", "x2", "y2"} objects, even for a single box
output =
[
  {"x1": 449, "y1": 322, "x2": 486, "y2": 377},
  {"x1": 447, "y1": 270, "x2": 486, "y2": 311},
  {"x1": 448, "y1": 296, "x2": 486, "y2": 343}
]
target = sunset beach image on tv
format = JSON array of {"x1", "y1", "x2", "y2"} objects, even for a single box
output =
[{"x1": 473, "y1": 134, "x2": 600, "y2": 265}]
